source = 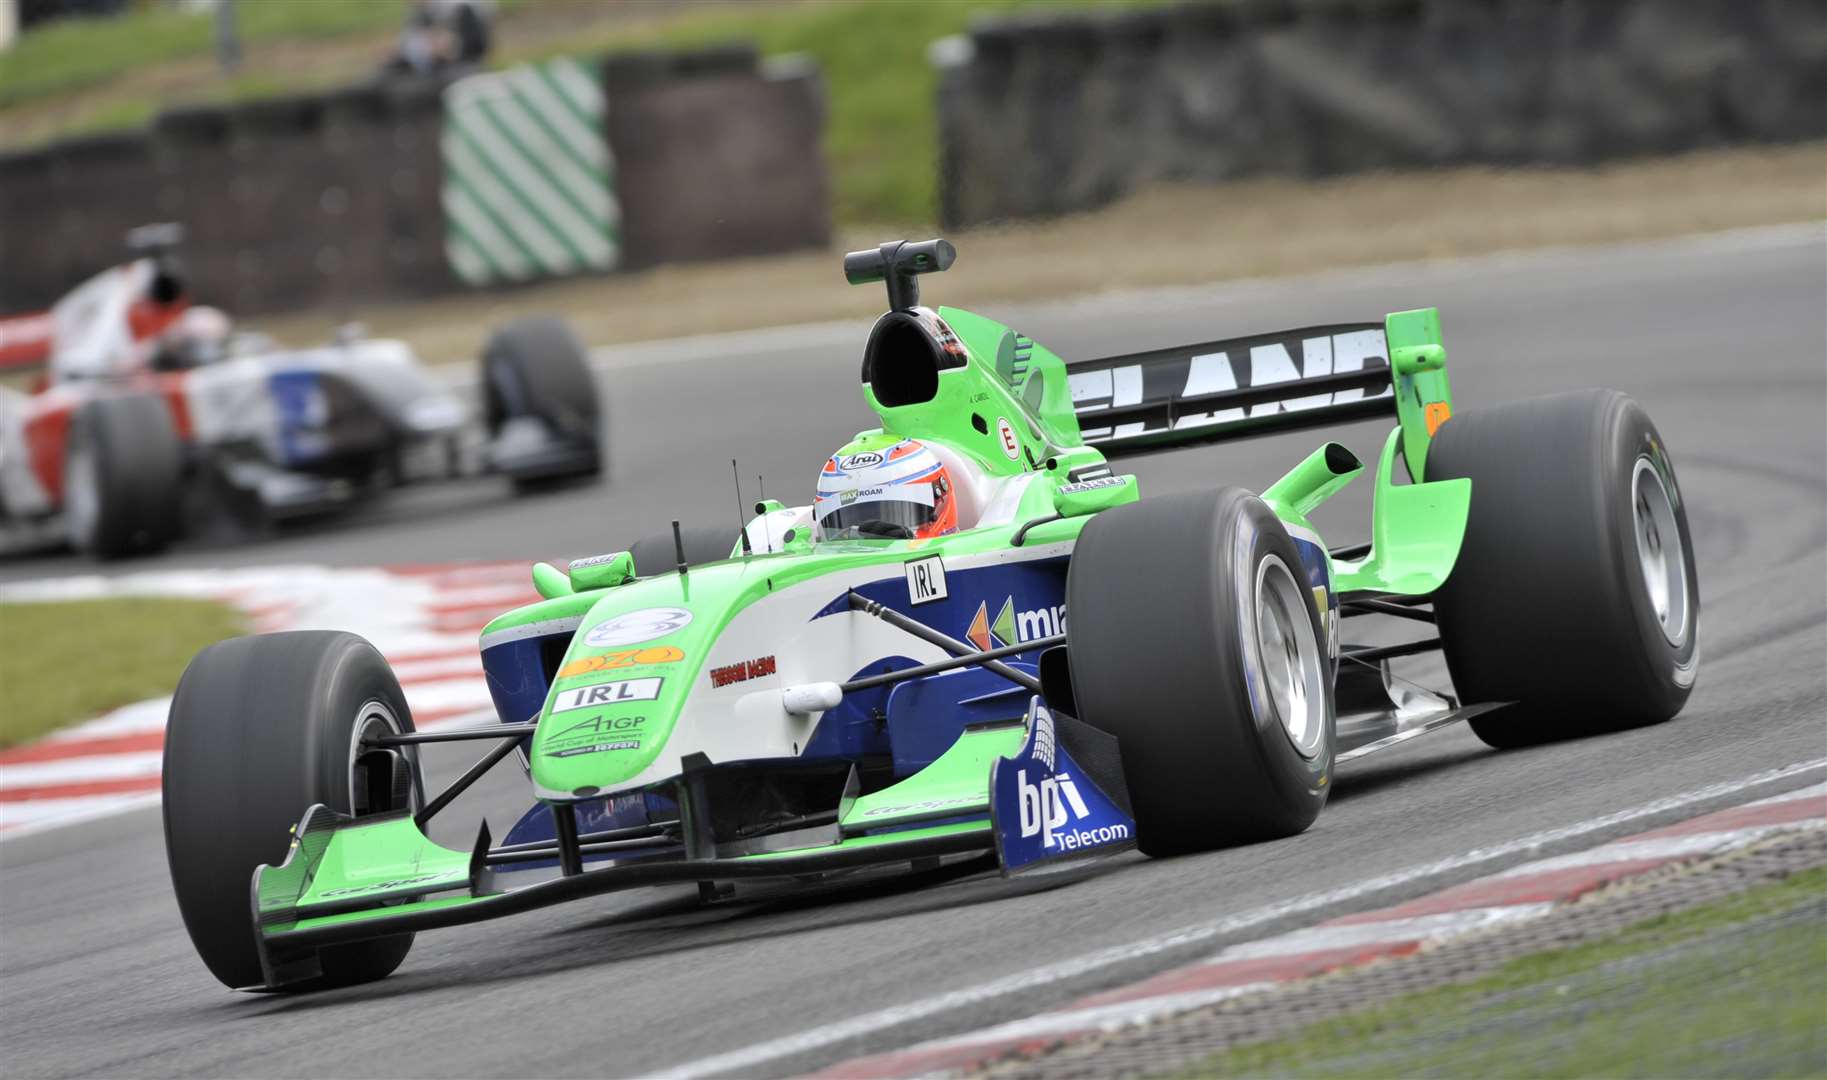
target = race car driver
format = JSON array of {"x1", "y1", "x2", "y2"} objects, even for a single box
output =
[{"x1": 814, "y1": 438, "x2": 958, "y2": 541}]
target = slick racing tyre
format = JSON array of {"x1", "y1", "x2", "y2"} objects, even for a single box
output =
[
  {"x1": 481, "y1": 315, "x2": 601, "y2": 489},
  {"x1": 628, "y1": 525, "x2": 744, "y2": 577},
  {"x1": 64, "y1": 393, "x2": 183, "y2": 557},
  {"x1": 1426, "y1": 389, "x2": 1699, "y2": 748},
  {"x1": 163, "y1": 632, "x2": 422, "y2": 991},
  {"x1": 1066, "y1": 487, "x2": 1334, "y2": 855}
]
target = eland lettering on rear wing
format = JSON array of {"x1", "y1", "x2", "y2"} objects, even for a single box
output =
[
  {"x1": 1065, "y1": 310, "x2": 1455, "y2": 489},
  {"x1": 1068, "y1": 324, "x2": 1394, "y2": 454}
]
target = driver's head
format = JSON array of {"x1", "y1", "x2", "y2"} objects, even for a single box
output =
[
  {"x1": 153, "y1": 305, "x2": 232, "y2": 369},
  {"x1": 814, "y1": 438, "x2": 957, "y2": 541}
]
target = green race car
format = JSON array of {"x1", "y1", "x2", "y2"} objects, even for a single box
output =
[{"x1": 161, "y1": 239, "x2": 1699, "y2": 991}]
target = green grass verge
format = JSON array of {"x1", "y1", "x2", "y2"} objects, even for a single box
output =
[
  {"x1": 0, "y1": 597, "x2": 244, "y2": 748},
  {"x1": 509, "y1": 0, "x2": 1090, "y2": 224},
  {"x1": 0, "y1": 0, "x2": 410, "y2": 109},
  {"x1": 511, "y1": 0, "x2": 1166, "y2": 225},
  {"x1": 1170, "y1": 864, "x2": 1827, "y2": 1079}
]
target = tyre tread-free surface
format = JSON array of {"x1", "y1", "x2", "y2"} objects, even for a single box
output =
[
  {"x1": 1427, "y1": 388, "x2": 1699, "y2": 747},
  {"x1": 1066, "y1": 487, "x2": 1334, "y2": 854}
]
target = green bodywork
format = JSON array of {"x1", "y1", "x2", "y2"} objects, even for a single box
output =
[{"x1": 269, "y1": 299, "x2": 1473, "y2": 924}]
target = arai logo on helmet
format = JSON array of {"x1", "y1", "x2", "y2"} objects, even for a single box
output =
[
  {"x1": 839, "y1": 451, "x2": 884, "y2": 470},
  {"x1": 583, "y1": 607, "x2": 693, "y2": 648}
]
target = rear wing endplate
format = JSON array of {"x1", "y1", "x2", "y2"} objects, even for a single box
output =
[{"x1": 1067, "y1": 323, "x2": 1396, "y2": 457}]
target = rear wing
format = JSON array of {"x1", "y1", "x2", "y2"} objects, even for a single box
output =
[{"x1": 1067, "y1": 323, "x2": 1397, "y2": 458}]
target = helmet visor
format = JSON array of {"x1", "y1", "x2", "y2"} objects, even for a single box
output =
[{"x1": 816, "y1": 486, "x2": 936, "y2": 540}]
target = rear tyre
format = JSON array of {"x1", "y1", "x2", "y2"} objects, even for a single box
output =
[
  {"x1": 628, "y1": 525, "x2": 743, "y2": 577},
  {"x1": 64, "y1": 393, "x2": 183, "y2": 557},
  {"x1": 1066, "y1": 488, "x2": 1334, "y2": 856},
  {"x1": 1426, "y1": 389, "x2": 1698, "y2": 748},
  {"x1": 162, "y1": 631, "x2": 421, "y2": 991},
  {"x1": 481, "y1": 316, "x2": 601, "y2": 490}
]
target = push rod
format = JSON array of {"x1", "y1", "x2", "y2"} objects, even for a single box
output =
[
  {"x1": 413, "y1": 731, "x2": 526, "y2": 829},
  {"x1": 847, "y1": 592, "x2": 1043, "y2": 694},
  {"x1": 840, "y1": 633, "x2": 1065, "y2": 693},
  {"x1": 370, "y1": 723, "x2": 537, "y2": 746}
]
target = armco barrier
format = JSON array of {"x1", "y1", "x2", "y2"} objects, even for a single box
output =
[
  {"x1": 0, "y1": 44, "x2": 829, "y2": 318},
  {"x1": 934, "y1": 0, "x2": 1827, "y2": 227}
]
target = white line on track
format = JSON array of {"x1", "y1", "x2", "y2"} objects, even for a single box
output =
[
  {"x1": 1491, "y1": 825, "x2": 1822, "y2": 877},
  {"x1": 1217, "y1": 903, "x2": 1555, "y2": 960},
  {"x1": 654, "y1": 755, "x2": 1827, "y2": 1080}
]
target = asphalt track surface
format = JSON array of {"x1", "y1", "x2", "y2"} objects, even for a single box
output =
[{"x1": 3, "y1": 227, "x2": 1823, "y2": 1078}]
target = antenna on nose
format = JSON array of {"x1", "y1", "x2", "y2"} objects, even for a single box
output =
[{"x1": 843, "y1": 239, "x2": 956, "y2": 311}]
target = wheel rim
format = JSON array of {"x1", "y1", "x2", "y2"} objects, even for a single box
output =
[
  {"x1": 63, "y1": 437, "x2": 99, "y2": 548},
  {"x1": 348, "y1": 700, "x2": 416, "y2": 816},
  {"x1": 1253, "y1": 555, "x2": 1328, "y2": 759},
  {"x1": 1631, "y1": 457, "x2": 1689, "y2": 648}
]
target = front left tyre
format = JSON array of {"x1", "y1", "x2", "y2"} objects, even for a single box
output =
[
  {"x1": 1065, "y1": 487, "x2": 1335, "y2": 855},
  {"x1": 163, "y1": 631, "x2": 421, "y2": 990}
]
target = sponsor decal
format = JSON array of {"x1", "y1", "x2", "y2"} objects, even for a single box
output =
[
  {"x1": 547, "y1": 740, "x2": 640, "y2": 759},
  {"x1": 1069, "y1": 327, "x2": 1391, "y2": 441},
  {"x1": 550, "y1": 714, "x2": 649, "y2": 737},
  {"x1": 990, "y1": 701, "x2": 1137, "y2": 873},
  {"x1": 839, "y1": 451, "x2": 885, "y2": 470},
  {"x1": 568, "y1": 550, "x2": 626, "y2": 569},
  {"x1": 1017, "y1": 768, "x2": 1093, "y2": 847},
  {"x1": 863, "y1": 793, "x2": 984, "y2": 817},
  {"x1": 583, "y1": 608, "x2": 692, "y2": 648},
  {"x1": 905, "y1": 555, "x2": 947, "y2": 605},
  {"x1": 708, "y1": 655, "x2": 777, "y2": 689},
  {"x1": 1056, "y1": 476, "x2": 1125, "y2": 495},
  {"x1": 556, "y1": 645, "x2": 684, "y2": 680},
  {"x1": 996, "y1": 416, "x2": 1021, "y2": 459},
  {"x1": 550, "y1": 678, "x2": 662, "y2": 714},
  {"x1": 966, "y1": 596, "x2": 1067, "y2": 651},
  {"x1": 541, "y1": 714, "x2": 648, "y2": 757},
  {"x1": 320, "y1": 873, "x2": 443, "y2": 899}
]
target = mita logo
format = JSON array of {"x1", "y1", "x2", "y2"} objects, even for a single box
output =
[
  {"x1": 966, "y1": 596, "x2": 1065, "y2": 651},
  {"x1": 1069, "y1": 327, "x2": 1390, "y2": 436}
]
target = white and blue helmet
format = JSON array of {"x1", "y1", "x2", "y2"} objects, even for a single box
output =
[{"x1": 814, "y1": 439, "x2": 957, "y2": 540}]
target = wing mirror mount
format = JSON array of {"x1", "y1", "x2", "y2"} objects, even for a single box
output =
[
  {"x1": 567, "y1": 550, "x2": 635, "y2": 593},
  {"x1": 1052, "y1": 474, "x2": 1138, "y2": 518}
]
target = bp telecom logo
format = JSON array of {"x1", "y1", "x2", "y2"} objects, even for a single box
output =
[{"x1": 966, "y1": 597, "x2": 1067, "y2": 651}]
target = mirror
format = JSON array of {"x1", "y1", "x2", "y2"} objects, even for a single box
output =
[
  {"x1": 1052, "y1": 474, "x2": 1138, "y2": 518},
  {"x1": 568, "y1": 550, "x2": 635, "y2": 592}
]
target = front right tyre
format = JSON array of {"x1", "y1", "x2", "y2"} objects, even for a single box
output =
[{"x1": 1065, "y1": 487, "x2": 1335, "y2": 855}]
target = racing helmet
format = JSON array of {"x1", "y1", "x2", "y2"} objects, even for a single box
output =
[
  {"x1": 152, "y1": 305, "x2": 232, "y2": 370},
  {"x1": 814, "y1": 438, "x2": 957, "y2": 541}
]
